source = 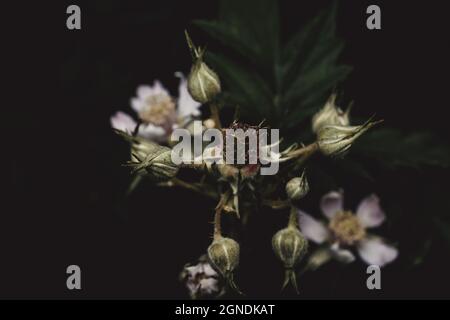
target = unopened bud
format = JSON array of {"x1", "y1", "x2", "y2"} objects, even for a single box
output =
[
  {"x1": 185, "y1": 31, "x2": 221, "y2": 104},
  {"x1": 317, "y1": 119, "x2": 381, "y2": 157},
  {"x1": 312, "y1": 94, "x2": 350, "y2": 134},
  {"x1": 115, "y1": 130, "x2": 179, "y2": 181},
  {"x1": 286, "y1": 171, "x2": 309, "y2": 201},
  {"x1": 207, "y1": 236, "x2": 242, "y2": 294},
  {"x1": 272, "y1": 225, "x2": 308, "y2": 293}
]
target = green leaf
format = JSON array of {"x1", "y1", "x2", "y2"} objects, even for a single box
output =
[
  {"x1": 205, "y1": 52, "x2": 274, "y2": 119},
  {"x1": 354, "y1": 128, "x2": 450, "y2": 168}
]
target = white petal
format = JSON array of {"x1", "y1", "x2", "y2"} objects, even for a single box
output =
[
  {"x1": 131, "y1": 97, "x2": 144, "y2": 112},
  {"x1": 356, "y1": 194, "x2": 386, "y2": 228},
  {"x1": 110, "y1": 111, "x2": 137, "y2": 133},
  {"x1": 357, "y1": 237, "x2": 398, "y2": 267},
  {"x1": 185, "y1": 265, "x2": 202, "y2": 278},
  {"x1": 330, "y1": 243, "x2": 355, "y2": 263},
  {"x1": 202, "y1": 263, "x2": 218, "y2": 277},
  {"x1": 298, "y1": 210, "x2": 330, "y2": 244},
  {"x1": 320, "y1": 190, "x2": 344, "y2": 219},
  {"x1": 136, "y1": 85, "x2": 154, "y2": 99},
  {"x1": 137, "y1": 124, "x2": 167, "y2": 142},
  {"x1": 199, "y1": 278, "x2": 219, "y2": 294},
  {"x1": 175, "y1": 72, "x2": 201, "y2": 119}
]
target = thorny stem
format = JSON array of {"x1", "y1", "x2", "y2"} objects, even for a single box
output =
[
  {"x1": 288, "y1": 206, "x2": 298, "y2": 228},
  {"x1": 210, "y1": 102, "x2": 222, "y2": 130},
  {"x1": 287, "y1": 142, "x2": 319, "y2": 159},
  {"x1": 214, "y1": 190, "x2": 231, "y2": 240}
]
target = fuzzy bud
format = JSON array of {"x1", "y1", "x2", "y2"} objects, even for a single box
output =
[
  {"x1": 285, "y1": 171, "x2": 309, "y2": 201},
  {"x1": 312, "y1": 94, "x2": 350, "y2": 134},
  {"x1": 185, "y1": 31, "x2": 221, "y2": 104},
  {"x1": 115, "y1": 130, "x2": 179, "y2": 181},
  {"x1": 207, "y1": 237, "x2": 241, "y2": 294},
  {"x1": 272, "y1": 225, "x2": 308, "y2": 292},
  {"x1": 317, "y1": 119, "x2": 381, "y2": 157},
  {"x1": 188, "y1": 58, "x2": 221, "y2": 104}
]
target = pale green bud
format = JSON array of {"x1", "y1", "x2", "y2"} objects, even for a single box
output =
[
  {"x1": 115, "y1": 130, "x2": 179, "y2": 181},
  {"x1": 317, "y1": 119, "x2": 381, "y2": 157},
  {"x1": 312, "y1": 94, "x2": 350, "y2": 134},
  {"x1": 185, "y1": 31, "x2": 221, "y2": 104},
  {"x1": 207, "y1": 236, "x2": 242, "y2": 294},
  {"x1": 272, "y1": 226, "x2": 308, "y2": 270},
  {"x1": 272, "y1": 226, "x2": 308, "y2": 293},
  {"x1": 285, "y1": 171, "x2": 309, "y2": 201},
  {"x1": 188, "y1": 58, "x2": 221, "y2": 104}
]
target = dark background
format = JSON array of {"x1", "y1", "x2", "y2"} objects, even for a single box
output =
[{"x1": 2, "y1": 0, "x2": 450, "y2": 299}]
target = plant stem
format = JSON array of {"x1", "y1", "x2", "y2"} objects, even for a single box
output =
[
  {"x1": 214, "y1": 190, "x2": 231, "y2": 239},
  {"x1": 288, "y1": 206, "x2": 298, "y2": 228},
  {"x1": 210, "y1": 102, "x2": 222, "y2": 130},
  {"x1": 287, "y1": 142, "x2": 319, "y2": 159}
]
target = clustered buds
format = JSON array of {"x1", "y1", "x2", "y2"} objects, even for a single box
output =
[
  {"x1": 312, "y1": 93, "x2": 350, "y2": 134},
  {"x1": 272, "y1": 211, "x2": 308, "y2": 293},
  {"x1": 207, "y1": 236, "x2": 241, "y2": 294},
  {"x1": 285, "y1": 171, "x2": 309, "y2": 201},
  {"x1": 317, "y1": 119, "x2": 381, "y2": 157},
  {"x1": 185, "y1": 31, "x2": 221, "y2": 104},
  {"x1": 115, "y1": 130, "x2": 179, "y2": 181}
]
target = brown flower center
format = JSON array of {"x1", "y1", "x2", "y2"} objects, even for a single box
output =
[
  {"x1": 138, "y1": 94, "x2": 176, "y2": 126},
  {"x1": 328, "y1": 211, "x2": 365, "y2": 246}
]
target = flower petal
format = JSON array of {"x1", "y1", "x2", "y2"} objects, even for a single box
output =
[
  {"x1": 175, "y1": 72, "x2": 201, "y2": 119},
  {"x1": 131, "y1": 97, "x2": 144, "y2": 112},
  {"x1": 357, "y1": 237, "x2": 398, "y2": 267},
  {"x1": 298, "y1": 210, "x2": 330, "y2": 244},
  {"x1": 136, "y1": 85, "x2": 153, "y2": 99},
  {"x1": 137, "y1": 123, "x2": 167, "y2": 142},
  {"x1": 356, "y1": 194, "x2": 386, "y2": 228},
  {"x1": 320, "y1": 190, "x2": 344, "y2": 219},
  {"x1": 110, "y1": 111, "x2": 137, "y2": 133},
  {"x1": 330, "y1": 243, "x2": 355, "y2": 263},
  {"x1": 202, "y1": 263, "x2": 218, "y2": 277},
  {"x1": 199, "y1": 278, "x2": 219, "y2": 295}
]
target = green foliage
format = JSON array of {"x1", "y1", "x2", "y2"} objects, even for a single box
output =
[
  {"x1": 354, "y1": 128, "x2": 450, "y2": 168},
  {"x1": 193, "y1": 0, "x2": 351, "y2": 129}
]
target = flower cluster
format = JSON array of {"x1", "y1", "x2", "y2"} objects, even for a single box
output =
[{"x1": 110, "y1": 32, "x2": 397, "y2": 298}]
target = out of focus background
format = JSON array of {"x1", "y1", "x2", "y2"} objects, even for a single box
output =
[{"x1": 3, "y1": 0, "x2": 450, "y2": 298}]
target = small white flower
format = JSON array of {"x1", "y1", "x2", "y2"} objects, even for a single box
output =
[
  {"x1": 110, "y1": 73, "x2": 201, "y2": 143},
  {"x1": 180, "y1": 256, "x2": 222, "y2": 299},
  {"x1": 298, "y1": 190, "x2": 398, "y2": 268}
]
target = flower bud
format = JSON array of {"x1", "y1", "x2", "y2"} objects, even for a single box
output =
[
  {"x1": 317, "y1": 119, "x2": 381, "y2": 157},
  {"x1": 285, "y1": 171, "x2": 309, "y2": 201},
  {"x1": 185, "y1": 31, "x2": 221, "y2": 104},
  {"x1": 312, "y1": 94, "x2": 350, "y2": 134},
  {"x1": 272, "y1": 226, "x2": 308, "y2": 270},
  {"x1": 188, "y1": 59, "x2": 221, "y2": 104},
  {"x1": 207, "y1": 236, "x2": 241, "y2": 294},
  {"x1": 115, "y1": 130, "x2": 179, "y2": 181},
  {"x1": 272, "y1": 226, "x2": 308, "y2": 292}
]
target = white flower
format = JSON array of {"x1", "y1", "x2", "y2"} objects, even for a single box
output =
[
  {"x1": 110, "y1": 73, "x2": 201, "y2": 142},
  {"x1": 180, "y1": 256, "x2": 222, "y2": 299},
  {"x1": 298, "y1": 190, "x2": 398, "y2": 268}
]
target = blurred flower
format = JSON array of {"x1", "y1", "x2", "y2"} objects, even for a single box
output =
[
  {"x1": 285, "y1": 170, "x2": 309, "y2": 201},
  {"x1": 110, "y1": 73, "x2": 201, "y2": 142},
  {"x1": 312, "y1": 94, "x2": 350, "y2": 134},
  {"x1": 179, "y1": 255, "x2": 222, "y2": 299},
  {"x1": 298, "y1": 190, "x2": 398, "y2": 268}
]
